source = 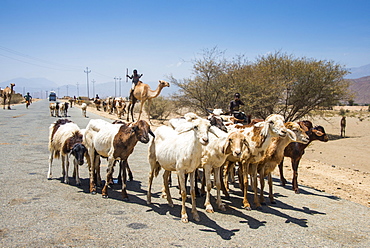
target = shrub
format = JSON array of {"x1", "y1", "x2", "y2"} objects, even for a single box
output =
[{"x1": 144, "y1": 96, "x2": 174, "y2": 120}]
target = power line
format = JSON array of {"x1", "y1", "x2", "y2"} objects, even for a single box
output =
[{"x1": 0, "y1": 45, "x2": 80, "y2": 71}]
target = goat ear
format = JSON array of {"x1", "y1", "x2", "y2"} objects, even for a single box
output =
[
  {"x1": 312, "y1": 129, "x2": 323, "y2": 136},
  {"x1": 222, "y1": 138, "x2": 231, "y2": 155},
  {"x1": 287, "y1": 129, "x2": 297, "y2": 141},
  {"x1": 177, "y1": 125, "x2": 193, "y2": 134}
]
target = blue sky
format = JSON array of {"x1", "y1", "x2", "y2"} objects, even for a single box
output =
[{"x1": 1, "y1": 0, "x2": 369, "y2": 94}]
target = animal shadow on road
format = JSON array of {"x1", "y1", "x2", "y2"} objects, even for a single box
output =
[
  {"x1": 63, "y1": 175, "x2": 323, "y2": 238},
  {"x1": 272, "y1": 177, "x2": 341, "y2": 202}
]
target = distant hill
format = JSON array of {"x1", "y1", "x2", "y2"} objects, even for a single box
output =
[
  {"x1": 346, "y1": 64, "x2": 370, "y2": 79},
  {"x1": 348, "y1": 76, "x2": 370, "y2": 104}
]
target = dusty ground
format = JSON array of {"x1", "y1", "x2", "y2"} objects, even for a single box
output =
[{"x1": 75, "y1": 102, "x2": 370, "y2": 208}]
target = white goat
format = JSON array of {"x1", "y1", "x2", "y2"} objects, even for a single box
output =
[
  {"x1": 81, "y1": 103, "x2": 87, "y2": 117},
  {"x1": 47, "y1": 119, "x2": 87, "y2": 185},
  {"x1": 147, "y1": 116, "x2": 217, "y2": 223}
]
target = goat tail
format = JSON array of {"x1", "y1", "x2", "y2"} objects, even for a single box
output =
[
  {"x1": 54, "y1": 150, "x2": 60, "y2": 159},
  {"x1": 153, "y1": 162, "x2": 161, "y2": 177}
]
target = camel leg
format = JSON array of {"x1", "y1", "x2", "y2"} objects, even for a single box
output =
[
  {"x1": 147, "y1": 99, "x2": 152, "y2": 124},
  {"x1": 7, "y1": 97, "x2": 11, "y2": 110},
  {"x1": 138, "y1": 99, "x2": 145, "y2": 121}
]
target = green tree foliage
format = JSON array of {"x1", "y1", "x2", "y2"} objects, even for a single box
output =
[{"x1": 170, "y1": 48, "x2": 352, "y2": 121}]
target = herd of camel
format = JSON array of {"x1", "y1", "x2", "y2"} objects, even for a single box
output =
[{"x1": 80, "y1": 80, "x2": 170, "y2": 123}]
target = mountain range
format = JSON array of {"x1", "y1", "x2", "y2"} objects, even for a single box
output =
[{"x1": 1, "y1": 64, "x2": 370, "y2": 103}]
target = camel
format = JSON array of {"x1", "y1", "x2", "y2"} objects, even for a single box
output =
[
  {"x1": 127, "y1": 80, "x2": 170, "y2": 123},
  {"x1": 2, "y1": 83, "x2": 15, "y2": 109}
]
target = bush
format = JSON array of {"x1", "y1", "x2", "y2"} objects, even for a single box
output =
[{"x1": 144, "y1": 96, "x2": 174, "y2": 120}]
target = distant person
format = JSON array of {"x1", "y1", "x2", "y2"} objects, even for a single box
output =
[
  {"x1": 229, "y1": 93, "x2": 248, "y2": 122},
  {"x1": 126, "y1": 69, "x2": 143, "y2": 92},
  {"x1": 95, "y1": 94, "x2": 100, "y2": 99},
  {"x1": 24, "y1": 92, "x2": 32, "y2": 108}
]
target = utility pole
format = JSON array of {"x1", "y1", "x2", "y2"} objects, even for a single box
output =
[
  {"x1": 76, "y1": 82, "x2": 79, "y2": 97},
  {"x1": 84, "y1": 67, "x2": 91, "y2": 99},
  {"x1": 114, "y1": 77, "x2": 118, "y2": 97},
  {"x1": 92, "y1": 79, "x2": 96, "y2": 97},
  {"x1": 118, "y1": 77, "x2": 122, "y2": 97}
]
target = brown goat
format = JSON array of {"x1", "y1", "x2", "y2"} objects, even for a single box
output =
[
  {"x1": 278, "y1": 120, "x2": 329, "y2": 193},
  {"x1": 84, "y1": 119, "x2": 154, "y2": 200}
]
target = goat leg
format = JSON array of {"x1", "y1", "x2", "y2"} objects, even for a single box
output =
[
  {"x1": 278, "y1": 159, "x2": 287, "y2": 186},
  {"x1": 120, "y1": 160, "x2": 129, "y2": 201},
  {"x1": 190, "y1": 171, "x2": 200, "y2": 221}
]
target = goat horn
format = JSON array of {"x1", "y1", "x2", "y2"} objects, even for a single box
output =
[{"x1": 149, "y1": 129, "x2": 155, "y2": 138}]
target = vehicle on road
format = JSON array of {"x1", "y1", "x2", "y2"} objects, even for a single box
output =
[{"x1": 49, "y1": 91, "x2": 57, "y2": 101}]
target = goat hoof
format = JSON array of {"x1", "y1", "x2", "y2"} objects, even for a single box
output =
[
  {"x1": 91, "y1": 191, "x2": 97, "y2": 195},
  {"x1": 243, "y1": 206, "x2": 252, "y2": 211},
  {"x1": 123, "y1": 197, "x2": 129, "y2": 202},
  {"x1": 256, "y1": 206, "x2": 263, "y2": 211},
  {"x1": 47, "y1": 178, "x2": 52, "y2": 180},
  {"x1": 102, "y1": 195, "x2": 108, "y2": 199},
  {"x1": 219, "y1": 205, "x2": 226, "y2": 212},
  {"x1": 205, "y1": 205, "x2": 214, "y2": 213}
]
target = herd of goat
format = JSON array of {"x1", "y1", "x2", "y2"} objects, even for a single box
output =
[{"x1": 47, "y1": 107, "x2": 328, "y2": 223}]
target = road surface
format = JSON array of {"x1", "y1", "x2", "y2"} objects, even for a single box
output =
[{"x1": 0, "y1": 100, "x2": 369, "y2": 247}]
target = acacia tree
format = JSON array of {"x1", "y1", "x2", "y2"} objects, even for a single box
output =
[
  {"x1": 170, "y1": 48, "x2": 351, "y2": 121},
  {"x1": 170, "y1": 48, "x2": 247, "y2": 114}
]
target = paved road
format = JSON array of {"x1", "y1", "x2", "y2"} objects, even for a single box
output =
[{"x1": 1, "y1": 100, "x2": 369, "y2": 247}]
